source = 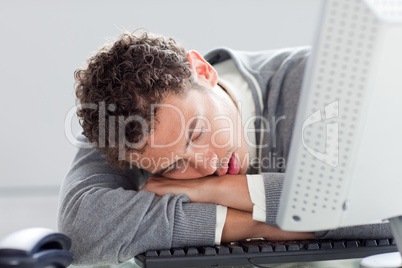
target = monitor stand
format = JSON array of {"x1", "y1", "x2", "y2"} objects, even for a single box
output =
[{"x1": 361, "y1": 216, "x2": 402, "y2": 268}]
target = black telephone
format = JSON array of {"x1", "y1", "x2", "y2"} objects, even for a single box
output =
[{"x1": 0, "y1": 228, "x2": 74, "y2": 268}]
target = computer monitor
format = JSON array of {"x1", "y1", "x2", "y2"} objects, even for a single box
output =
[{"x1": 277, "y1": 0, "x2": 402, "y2": 264}]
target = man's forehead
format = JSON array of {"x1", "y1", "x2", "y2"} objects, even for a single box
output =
[
  {"x1": 142, "y1": 115, "x2": 187, "y2": 156},
  {"x1": 155, "y1": 107, "x2": 184, "y2": 128},
  {"x1": 152, "y1": 110, "x2": 186, "y2": 140},
  {"x1": 152, "y1": 94, "x2": 199, "y2": 137}
]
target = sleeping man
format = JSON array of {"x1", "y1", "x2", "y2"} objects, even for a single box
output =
[{"x1": 58, "y1": 31, "x2": 391, "y2": 265}]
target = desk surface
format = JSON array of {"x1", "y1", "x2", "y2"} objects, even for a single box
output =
[{"x1": 70, "y1": 257, "x2": 363, "y2": 268}]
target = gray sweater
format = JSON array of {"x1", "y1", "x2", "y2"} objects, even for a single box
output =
[{"x1": 58, "y1": 47, "x2": 392, "y2": 265}]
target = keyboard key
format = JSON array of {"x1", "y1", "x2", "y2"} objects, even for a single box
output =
[
  {"x1": 216, "y1": 245, "x2": 230, "y2": 255},
  {"x1": 307, "y1": 243, "x2": 319, "y2": 250},
  {"x1": 243, "y1": 244, "x2": 260, "y2": 253},
  {"x1": 298, "y1": 243, "x2": 307, "y2": 249},
  {"x1": 333, "y1": 241, "x2": 346, "y2": 249},
  {"x1": 274, "y1": 244, "x2": 287, "y2": 252},
  {"x1": 158, "y1": 249, "x2": 171, "y2": 256},
  {"x1": 258, "y1": 242, "x2": 274, "y2": 253},
  {"x1": 287, "y1": 244, "x2": 300, "y2": 251},
  {"x1": 200, "y1": 246, "x2": 216, "y2": 255},
  {"x1": 378, "y1": 239, "x2": 390, "y2": 246},
  {"x1": 365, "y1": 240, "x2": 377, "y2": 247},
  {"x1": 145, "y1": 250, "x2": 158, "y2": 257},
  {"x1": 185, "y1": 247, "x2": 199, "y2": 255},
  {"x1": 171, "y1": 248, "x2": 185, "y2": 256},
  {"x1": 228, "y1": 244, "x2": 244, "y2": 254},
  {"x1": 346, "y1": 241, "x2": 359, "y2": 248},
  {"x1": 320, "y1": 242, "x2": 333, "y2": 249}
]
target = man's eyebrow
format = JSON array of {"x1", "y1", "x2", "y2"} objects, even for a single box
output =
[{"x1": 153, "y1": 116, "x2": 199, "y2": 176}]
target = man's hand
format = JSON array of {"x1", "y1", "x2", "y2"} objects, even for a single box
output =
[{"x1": 141, "y1": 174, "x2": 254, "y2": 213}]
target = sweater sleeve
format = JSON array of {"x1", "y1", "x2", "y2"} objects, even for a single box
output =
[
  {"x1": 260, "y1": 172, "x2": 393, "y2": 239},
  {"x1": 58, "y1": 137, "x2": 216, "y2": 265},
  {"x1": 261, "y1": 173, "x2": 284, "y2": 227}
]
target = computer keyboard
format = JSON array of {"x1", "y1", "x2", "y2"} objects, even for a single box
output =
[{"x1": 134, "y1": 238, "x2": 397, "y2": 268}]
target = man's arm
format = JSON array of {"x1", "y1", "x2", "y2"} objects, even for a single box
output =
[
  {"x1": 140, "y1": 173, "x2": 315, "y2": 241},
  {"x1": 142, "y1": 173, "x2": 394, "y2": 240},
  {"x1": 60, "y1": 144, "x2": 312, "y2": 266},
  {"x1": 142, "y1": 174, "x2": 316, "y2": 241},
  {"x1": 141, "y1": 174, "x2": 254, "y2": 213},
  {"x1": 58, "y1": 138, "x2": 218, "y2": 265}
]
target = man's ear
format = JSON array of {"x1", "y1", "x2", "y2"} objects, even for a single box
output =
[{"x1": 187, "y1": 50, "x2": 218, "y2": 87}]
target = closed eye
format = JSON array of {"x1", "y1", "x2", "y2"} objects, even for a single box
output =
[
  {"x1": 166, "y1": 127, "x2": 205, "y2": 175},
  {"x1": 166, "y1": 159, "x2": 186, "y2": 175},
  {"x1": 166, "y1": 164, "x2": 178, "y2": 175},
  {"x1": 192, "y1": 126, "x2": 205, "y2": 142}
]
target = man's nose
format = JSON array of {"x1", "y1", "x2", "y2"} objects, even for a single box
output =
[{"x1": 189, "y1": 150, "x2": 218, "y2": 177}]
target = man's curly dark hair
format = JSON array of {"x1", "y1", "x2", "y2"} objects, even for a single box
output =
[{"x1": 75, "y1": 31, "x2": 196, "y2": 170}]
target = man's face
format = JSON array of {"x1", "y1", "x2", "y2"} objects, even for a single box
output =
[{"x1": 127, "y1": 85, "x2": 249, "y2": 179}]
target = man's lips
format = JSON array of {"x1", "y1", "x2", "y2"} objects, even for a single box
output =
[
  {"x1": 227, "y1": 153, "x2": 240, "y2": 175},
  {"x1": 215, "y1": 153, "x2": 240, "y2": 176}
]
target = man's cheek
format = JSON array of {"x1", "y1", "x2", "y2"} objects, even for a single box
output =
[
  {"x1": 212, "y1": 116, "x2": 234, "y2": 148},
  {"x1": 211, "y1": 130, "x2": 233, "y2": 148}
]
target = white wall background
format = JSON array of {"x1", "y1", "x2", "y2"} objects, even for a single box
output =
[{"x1": 0, "y1": 0, "x2": 322, "y2": 192}]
